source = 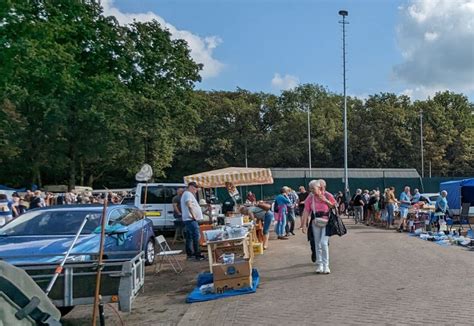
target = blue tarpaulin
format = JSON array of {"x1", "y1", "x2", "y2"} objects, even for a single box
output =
[
  {"x1": 186, "y1": 269, "x2": 259, "y2": 303},
  {"x1": 440, "y1": 178, "x2": 474, "y2": 210}
]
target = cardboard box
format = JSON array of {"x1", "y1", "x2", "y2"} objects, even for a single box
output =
[
  {"x1": 212, "y1": 260, "x2": 251, "y2": 281},
  {"x1": 214, "y1": 275, "x2": 253, "y2": 293}
]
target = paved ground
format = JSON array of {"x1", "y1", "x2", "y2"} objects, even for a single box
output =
[{"x1": 64, "y1": 218, "x2": 474, "y2": 325}]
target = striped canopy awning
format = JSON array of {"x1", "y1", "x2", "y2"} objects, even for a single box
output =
[{"x1": 184, "y1": 167, "x2": 274, "y2": 188}]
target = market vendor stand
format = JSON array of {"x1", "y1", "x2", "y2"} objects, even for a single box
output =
[
  {"x1": 407, "y1": 203, "x2": 435, "y2": 232},
  {"x1": 204, "y1": 230, "x2": 254, "y2": 272},
  {"x1": 183, "y1": 167, "x2": 273, "y2": 295},
  {"x1": 184, "y1": 166, "x2": 274, "y2": 240}
]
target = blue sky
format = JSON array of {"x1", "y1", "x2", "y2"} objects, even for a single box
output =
[{"x1": 106, "y1": 0, "x2": 474, "y2": 100}]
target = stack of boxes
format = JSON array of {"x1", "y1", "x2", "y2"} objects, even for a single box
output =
[{"x1": 212, "y1": 259, "x2": 252, "y2": 293}]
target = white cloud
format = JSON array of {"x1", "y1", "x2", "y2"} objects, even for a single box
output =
[
  {"x1": 394, "y1": 0, "x2": 474, "y2": 98},
  {"x1": 401, "y1": 85, "x2": 446, "y2": 100},
  {"x1": 424, "y1": 32, "x2": 438, "y2": 41},
  {"x1": 101, "y1": 0, "x2": 224, "y2": 79},
  {"x1": 271, "y1": 73, "x2": 299, "y2": 91}
]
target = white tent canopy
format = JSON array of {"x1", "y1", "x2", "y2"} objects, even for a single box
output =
[{"x1": 184, "y1": 167, "x2": 274, "y2": 188}]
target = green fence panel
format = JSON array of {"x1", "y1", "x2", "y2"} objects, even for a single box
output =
[{"x1": 212, "y1": 176, "x2": 471, "y2": 202}]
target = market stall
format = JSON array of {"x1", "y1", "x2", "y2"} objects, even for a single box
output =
[
  {"x1": 407, "y1": 202, "x2": 436, "y2": 232},
  {"x1": 183, "y1": 167, "x2": 273, "y2": 297},
  {"x1": 440, "y1": 178, "x2": 474, "y2": 216}
]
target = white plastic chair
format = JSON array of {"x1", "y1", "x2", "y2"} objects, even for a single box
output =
[{"x1": 155, "y1": 235, "x2": 183, "y2": 274}]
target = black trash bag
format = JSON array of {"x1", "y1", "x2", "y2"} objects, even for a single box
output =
[{"x1": 326, "y1": 209, "x2": 347, "y2": 237}]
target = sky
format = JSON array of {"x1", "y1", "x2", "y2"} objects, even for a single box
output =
[{"x1": 103, "y1": 0, "x2": 474, "y2": 101}]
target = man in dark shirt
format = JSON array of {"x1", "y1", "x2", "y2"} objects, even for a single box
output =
[
  {"x1": 172, "y1": 188, "x2": 185, "y2": 243},
  {"x1": 352, "y1": 189, "x2": 364, "y2": 224},
  {"x1": 29, "y1": 190, "x2": 43, "y2": 209},
  {"x1": 297, "y1": 186, "x2": 309, "y2": 229}
]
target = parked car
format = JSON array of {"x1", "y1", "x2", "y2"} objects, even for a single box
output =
[
  {"x1": 133, "y1": 183, "x2": 222, "y2": 231},
  {"x1": 419, "y1": 193, "x2": 439, "y2": 205},
  {"x1": 0, "y1": 204, "x2": 156, "y2": 265},
  {"x1": 134, "y1": 183, "x2": 185, "y2": 232}
]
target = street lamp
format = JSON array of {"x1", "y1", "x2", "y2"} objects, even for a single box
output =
[
  {"x1": 339, "y1": 9, "x2": 349, "y2": 200},
  {"x1": 420, "y1": 109, "x2": 424, "y2": 177},
  {"x1": 307, "y1": 102, "x2": 312, "y2": 177}
]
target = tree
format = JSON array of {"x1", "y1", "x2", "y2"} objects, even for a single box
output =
[{"x1": 0, "y1": 1, "x2": 202, "y2": 187}]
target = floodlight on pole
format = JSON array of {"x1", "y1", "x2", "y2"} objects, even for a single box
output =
[
  {"x1": 307, "y1": 102, "x2": 312, "y2": 177},
  {"x1": 339, "y1": 9, "x2": 349, "y2": 200},
  {"x1": 420, "y1": 109, "x2": 424, "y2": 177}
]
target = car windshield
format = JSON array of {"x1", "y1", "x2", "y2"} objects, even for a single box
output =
[{"x1": 0, "y1": 210, "x2": 102, "y2": 236}]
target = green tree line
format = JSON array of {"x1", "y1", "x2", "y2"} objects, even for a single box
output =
[{"x1": 0, "y1": 1, "x2": 473, "y2": 189}]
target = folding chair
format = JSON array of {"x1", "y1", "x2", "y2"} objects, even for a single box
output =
[
  {"x1": 448, "y1": 203, "x2": 472, "y2": 232},
  {"x1": 155, "y1": 235, "x2": 183, "y2": 274}
]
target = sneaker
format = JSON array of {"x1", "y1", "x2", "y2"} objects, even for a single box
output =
[
  {"x1": 315, "y1": 265, "x2": 324, "y2": 274},
  {"x1": 323, "y1": 266, "x2": 331, "y2": 274},
  {"x1": 195, "y1": 255, "x2": 206, "y2": 261},
  {"x1": 311, "y1": 252, "x2": 316, "y2": 263},
  {"x1": 290, "y1": 231, "x2": 296, "y2": 236},
  {"x1": 186, "y1": 256, "x2": 194, "y2": 260}
]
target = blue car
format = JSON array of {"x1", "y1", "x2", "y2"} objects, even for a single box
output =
[{"x1": 0, "y1": 204, "x2": 156, "y2": 265}]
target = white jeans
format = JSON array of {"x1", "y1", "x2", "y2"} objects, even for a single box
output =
[{"x1": 311, "y1": 222, "x2": 329, "y2": 268}]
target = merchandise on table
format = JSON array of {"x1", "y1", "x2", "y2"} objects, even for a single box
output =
[
  {"x1": 219, "y1": 253, "x2": 235, "y2": 264},
  {"x1": 203, "y1": 224, "x2": 250, "y2": 242},
  {"x1": 204, "y1": 229, "x2": 225, "y2": 242},
  {"x1": 226, "y1": 215, "x2": 244, "y2": 226}
]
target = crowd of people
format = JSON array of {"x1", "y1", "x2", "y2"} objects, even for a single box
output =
[
  {"x1": 344, "y1": 186, "x2": 449, "y2": 232},
  {"x1": 238, "y1": 182, "x2": 451, "y2": 274},
  {"x1": 0, "y1": 189, "x2": 131, "y2": 226}
]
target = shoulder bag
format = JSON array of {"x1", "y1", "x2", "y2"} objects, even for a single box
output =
[{"x1": 326, "y1": 208, "x2": 347, "y2": 237}]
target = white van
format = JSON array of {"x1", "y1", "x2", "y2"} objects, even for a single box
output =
[{"x1": 135, "y1": 183, "x2": 185, "y2": 231}]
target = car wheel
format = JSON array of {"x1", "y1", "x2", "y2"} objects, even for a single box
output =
[
  {"x1": 145, "y1": 238, "x2": 155, "y2": 265},
  {"x1": 58, "y1": 306, "x2": 75, "y2": 316}
]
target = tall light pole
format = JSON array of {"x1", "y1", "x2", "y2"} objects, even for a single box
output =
[
  {"x1": 339, "y1": 9, "x2": 349, "y2": 200},
  {"x1": 307, "y1": 102, "x2": 312, "y2": 177},
  {"x1": 245, "y1": 140, "x2": 248, "y2": 168},
  {"x1": 420, "y1": 109, "x2": 424, "y2": 178}
]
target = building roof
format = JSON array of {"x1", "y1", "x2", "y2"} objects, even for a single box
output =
[{"x1": 270, "y1": 168, "x2": 420, "y2": 179}]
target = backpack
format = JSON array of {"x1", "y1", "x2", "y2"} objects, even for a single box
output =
[{"x1": 273, "y1": 199, "x2": 279, "y2": 213}]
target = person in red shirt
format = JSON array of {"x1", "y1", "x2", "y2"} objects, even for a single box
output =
[
  {"x1": 301, "y1": 179, "x2": 336, "y2": 274},
  {"x1": 246, "y1": 191, "x2": 256, "y2": 204}
]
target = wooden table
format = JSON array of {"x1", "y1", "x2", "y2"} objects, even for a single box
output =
[{"x1": 205, "y1": 231, "x2": 254, "y2": 272}]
